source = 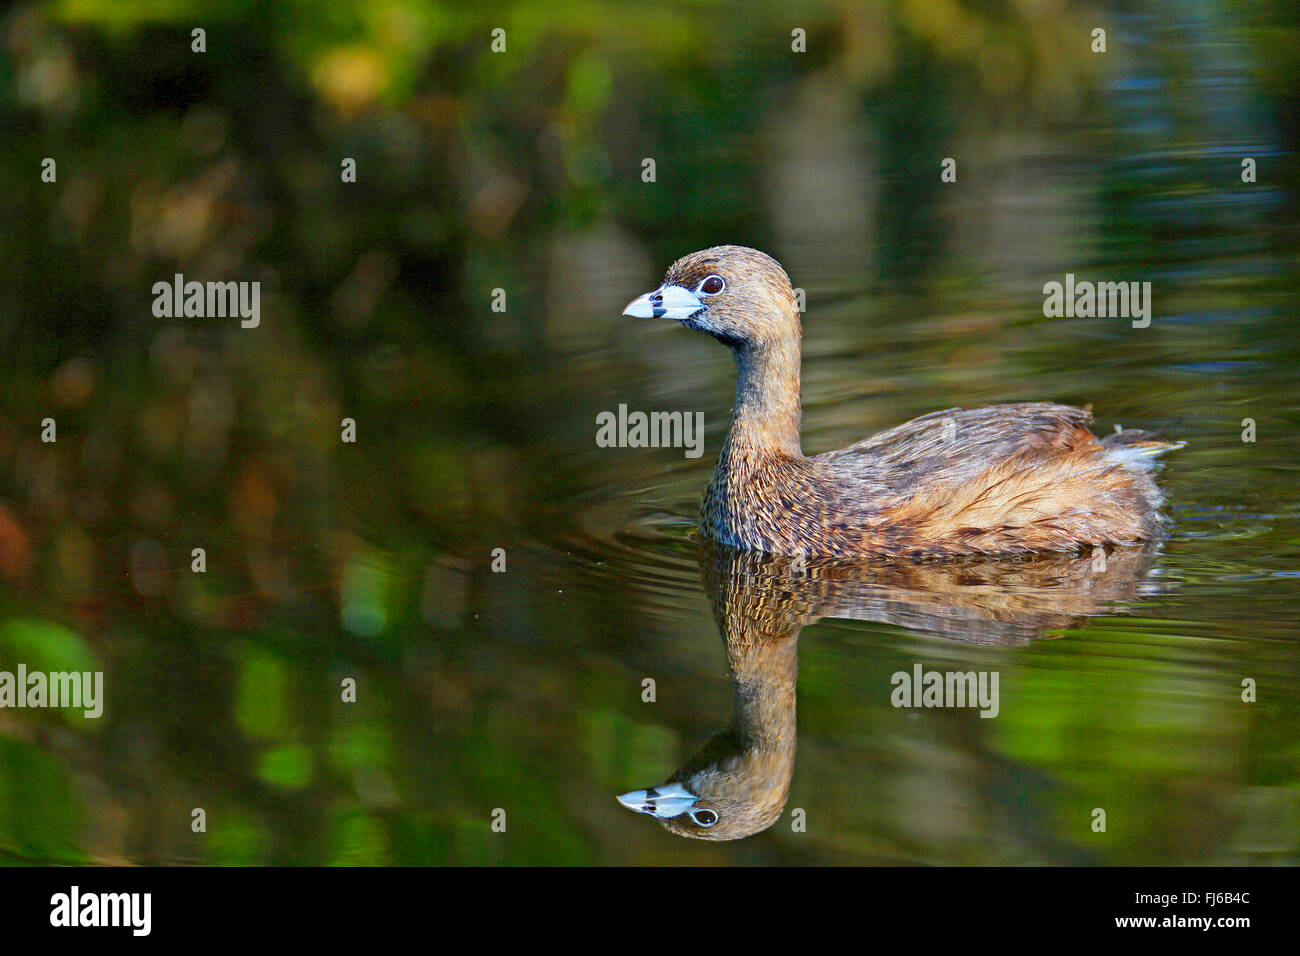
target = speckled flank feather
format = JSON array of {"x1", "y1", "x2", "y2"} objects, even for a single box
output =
[
  {"x1": 642, "y1": 245, "x2": 1180, "y2": 559},
  {"x1": 703, "y1": 402, "x2": 1180, "y2": 559}
]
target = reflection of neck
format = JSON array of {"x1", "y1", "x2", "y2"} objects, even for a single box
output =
[
  {"x1": 729, "y1": 632, "x2": 799, "y2": 758},
  {"x1": 719, "y1": 605, "x2": 800, "y2": 759},
  {"x1": 728, "y1": 333, "x2": 803, "y2": 459}
]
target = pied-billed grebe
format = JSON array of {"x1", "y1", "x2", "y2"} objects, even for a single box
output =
[{"x1": 624, "y1": 245, "x2": 1180, "y2": 559}]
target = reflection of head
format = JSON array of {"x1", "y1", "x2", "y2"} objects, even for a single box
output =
[
  {"x1": 618, "y1": 640, "x2": 797, "y2": 841},
  {"x1": 619, "y1": 541, "x2": 1163, "y2": 840}
]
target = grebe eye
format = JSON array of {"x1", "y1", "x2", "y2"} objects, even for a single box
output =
[
  {"x1": 691, "y1": 808, "x2": 719, "y2": 827},
  {"x1": 699, "y1": 275, "x2": 725, "y2": 295}
]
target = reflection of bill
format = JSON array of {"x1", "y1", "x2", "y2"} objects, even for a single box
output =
[{"x1": 617, "y1": 540, "x2": 1163, "y2": 841}]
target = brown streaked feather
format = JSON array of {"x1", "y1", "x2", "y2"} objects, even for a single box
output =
[{"x1": 701, "y1": 403, "x2": 1177, "y2": 559}]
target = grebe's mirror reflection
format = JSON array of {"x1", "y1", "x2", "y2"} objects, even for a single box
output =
[{"x1": 618, "y1": 541, "x2": 1161, "y2": 841}]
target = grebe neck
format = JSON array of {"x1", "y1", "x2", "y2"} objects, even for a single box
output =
[{"x1": 726, "y1": 335, "x2": 803, "y2": 459}]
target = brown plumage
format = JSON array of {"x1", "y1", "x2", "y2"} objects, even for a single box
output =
[{"x1": 624, "y1": 245, "x2": 1181, "y2": 559}]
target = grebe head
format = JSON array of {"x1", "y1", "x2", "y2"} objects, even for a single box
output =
[{"x1": 623, "y1": 245, "x2": 799, "y2": 352}]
